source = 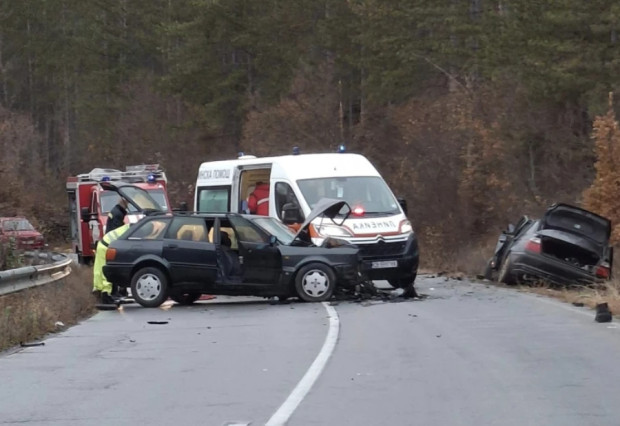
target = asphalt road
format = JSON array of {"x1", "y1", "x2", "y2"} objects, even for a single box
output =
[{"x1": 2, "y1": 276, "x2": 620, "y2": 425}]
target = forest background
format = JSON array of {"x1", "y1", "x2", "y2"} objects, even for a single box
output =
[{"x1": 1, "y1": 0, "x2": 619, "y2": 273}]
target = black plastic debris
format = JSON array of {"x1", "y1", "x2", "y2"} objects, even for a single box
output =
[
  {"x1": 95, "y1": 303, "x2": 118, "y2": 311},
  {"x1": 20, "y1": 342, "x2": 45, "y2": 347},
  {"x1": 147, "y1": 321, "x2": 169, "y2": 325},
  {"x1": 572, "y1": 302, "x2": 585, "y2": 307},
  {"x1": 595, "y1": 303, "x2": 612, "y2": 323}
]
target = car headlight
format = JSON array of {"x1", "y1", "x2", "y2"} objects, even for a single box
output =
[
  {"x1": 313, "y1": 224, "x2": 353, "y2": 238},
  {"x1": 400, "y1": 220, "x2": 413, "y2": 234}
]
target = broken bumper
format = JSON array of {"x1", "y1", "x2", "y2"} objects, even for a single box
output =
[
  {"x1": 509, "y1": 251, "x2": 602, "y2": 285},
  {"x1": 359, "y1": 233, "x2": 419, "y2": 281}
]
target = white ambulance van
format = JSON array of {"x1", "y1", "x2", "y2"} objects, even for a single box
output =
[{"x1": 194, "y1": 150, "x2": 419, "y2": 288}]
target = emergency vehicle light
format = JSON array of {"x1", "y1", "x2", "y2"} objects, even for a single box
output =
[
  {"x1": 338, "y1": 144, "x2": 346, "y2": 153},
  {"x1": 292, "y1": 146, "x2": 300, "y2": 155},
  {"x1": 147, "y1": 174, "x2": 156, "y2": 183},
  {"x1": 101, "y1": 176, "x2": 111, "y2": 182},
  {"x1": 352, "y1": 206, "x2": 365, "y2": 216}
]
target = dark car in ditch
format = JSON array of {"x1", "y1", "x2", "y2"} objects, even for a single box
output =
[
  {"x1": 101, "y1": 183, "x2": 362, "y2": 307},
  {"x1": 484, "y1": 203, "x2": 613, "y2": 286}
]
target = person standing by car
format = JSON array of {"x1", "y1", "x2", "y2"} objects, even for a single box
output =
[
  {"x1": 106, "y1": 197, "x2": 129, "y2": 234},
  {"x1": 92, "y1": 223, "x2": 132, "y2": 304}
]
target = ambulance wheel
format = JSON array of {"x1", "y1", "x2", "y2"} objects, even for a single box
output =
[
  {"x1": 388, "y1": 274, "x2": 417, "y2": 289},
  {"x1": 130, "y1": 267, "x2": 169, "y2": 308},
  {"x1": 295, "y1": 263, "x2": 336, "y2": 302},
  {"x1": 170, "y1": 292, "x2": 201, "y2": 305}
]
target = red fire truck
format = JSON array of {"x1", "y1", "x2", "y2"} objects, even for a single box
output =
[{"x1": 66, "y1": 164, "x2": 171, "y2": 264}]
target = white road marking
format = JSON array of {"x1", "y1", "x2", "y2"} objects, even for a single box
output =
[{"x1": 265, "y1": 301, "x2": 340, "y2": 426}]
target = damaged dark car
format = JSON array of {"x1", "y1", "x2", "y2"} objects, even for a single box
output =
[
  {"x1": 101, "y1": 183, "x2": 363, "y2": 307},
  {"x1": 484, "y1": 203, "x2": 613, "y2": 286}
]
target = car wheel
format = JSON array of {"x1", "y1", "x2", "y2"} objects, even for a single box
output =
[
  {"x1": 295, "y1": 263, "x2": 336, "y2": 302},
  {"x1": 483, "y1": 258, "x2": 495, "y2": 280},
  {"x1": 498, "y1": 257, "x2": 515, "y2": 285},
  {"x1": 388, "y1": 275, "x2": 417, "y2": 288},
  {"x1": 170, "y1": 293, "x2": 201, "y2": 305},
  {"x1": 131, "y1": 267, "x2": 169, "y2": 308}
]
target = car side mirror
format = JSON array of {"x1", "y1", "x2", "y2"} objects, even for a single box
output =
[
  {"x1": 81, "y1": 207, "x2": 91, "y2": 222},
  {"x1": 397, "y1": 197, "x2": 408, "y2": 215},
  {"x1": 282, "y1": 203, "x2": 302, "y2": 225},
  {"x1": 269, "y1": 235, "x2": 277, "y2": 246}
]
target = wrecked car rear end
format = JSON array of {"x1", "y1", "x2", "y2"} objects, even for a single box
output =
[{"x1": 492, "y1": 204, "x2": 613, "y2": 285}]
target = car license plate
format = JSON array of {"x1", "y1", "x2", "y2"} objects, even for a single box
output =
[{"x1": 371, "y1": 260, "x2": 398, "y2": 269}]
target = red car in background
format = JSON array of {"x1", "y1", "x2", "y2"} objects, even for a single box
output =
[{"x1": 0, "y1": 217, "x2": 45, "y2": 250}]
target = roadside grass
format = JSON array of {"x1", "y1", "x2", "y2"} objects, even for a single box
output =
[
  {"x1": 0, "y1": 265, "x2": 96, "y2": 352},
  {"x1": 523, "y1": 279, "x2": 620, "y2": 315}
]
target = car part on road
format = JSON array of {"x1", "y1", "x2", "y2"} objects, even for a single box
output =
[
  {"x1": 595, "y1": 303, "x2": 612, "y2": 323},
  {"x1": 170, "y1": 293, "x2": 201, "y2": 305},
  {"x1": 95, "y1": 303, "x2": 119, "y2": 311},
  {"x1": 147, "y1": 321, "x2": 169, "y2": 325},
  {"x1": 131, "y1": 266, "x2": 169, "y2": 308},
  {"x1": 295, "y1": 263, "x2": 336, "y2": 302},
  {"x1": 20, "y1": 341, "x2": 45, "y2": 347}
]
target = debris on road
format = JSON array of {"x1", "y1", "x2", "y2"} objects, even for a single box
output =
[
  {"x1": 147, "y1": 321, "x2": 169, "y2": 325},
  {"x1": 20, "y1": 341, "x2": 45, "y2": 347},
  {"x1": 595, "y1": 303, "x2": 612, "y2": 323},
  {"x1": 95, "y1": 303, "x2": 118, "y2": 311}
]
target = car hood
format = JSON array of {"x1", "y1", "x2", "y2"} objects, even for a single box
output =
[
  {"x1": 99, "y1": 181, "x2": 163, "y2": 214},
  {"x1": 293, "y1": 198, "x2": 350, "y2": 243}
]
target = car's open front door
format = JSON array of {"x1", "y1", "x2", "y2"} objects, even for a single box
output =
[{"x1": 228, "y1": 216, "x2": 281, "y2": 285}]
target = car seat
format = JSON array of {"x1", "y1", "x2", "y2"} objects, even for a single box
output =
[
  {"x1": 180, "y1": 229, "x2": 194, "y2": 241},
  {"x1": 217, "y1": 231, "x2": 242, "y2": 283}
]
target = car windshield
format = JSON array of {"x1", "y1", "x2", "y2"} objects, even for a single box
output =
[
  {"x1": 252, "y1": 217, "x2": 295, "y2": 245},
  {"x1": 2, "y1": 219, "x2": 34, "y2": 231},
  {"x1": 101, "y1": 188, "x2": 167, "y2": 213},
  {"x1": 297, "y1": 176, "x2": 400, "y2": 216}
]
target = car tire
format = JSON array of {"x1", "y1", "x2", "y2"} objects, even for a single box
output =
[
  {"x1": 131, "y1": 267, "x2": 169, "y2": 308},
  {"x1": 498, "y1": 256, "x2": 515, "y2": 285},
  {"x1": 170, "y1": 293, "x2": 201, "y2": 305},
  {"x1": 483, "y1": 259, "x2": 495, "y2": 280},
  {"x1": 295, "y1": 263, "x2": 336, "y2": 302},
  {"x1": 388, "y1": 275, "x2": 417, "y2": 288}
]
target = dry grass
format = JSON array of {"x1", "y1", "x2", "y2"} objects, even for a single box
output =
[
  {"x1": 0, "y1": 265, "x2": 96, "y2": 352},
  {"x1": 522, "y1": 279, "x2": 620, "y2": 315}
]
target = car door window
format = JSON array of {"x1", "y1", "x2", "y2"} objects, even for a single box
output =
[
  {"x1": 129, "y1": 219, "x2": 169, "y2": 240},
  {"x1": 513, "y1": 216, "x2": 532, "y2": 238},
  {"x1": 166, "y1": 217, "x2": 208, "y2": 242},
  {"x1": 229, "y1": 216, "x2": 269, "y2": 243}
]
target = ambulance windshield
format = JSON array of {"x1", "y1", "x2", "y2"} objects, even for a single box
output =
[{"x1": 297, "y1": 177, "x2": 400, "y2": 216}]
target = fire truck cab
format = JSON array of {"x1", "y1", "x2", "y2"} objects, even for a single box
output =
[{"x1": 66, "y1": 164, "x2": 171, "y2": 264}]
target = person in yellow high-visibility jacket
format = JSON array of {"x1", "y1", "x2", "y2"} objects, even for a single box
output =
[{"x1": 93, "y1": 223, "x2": 131, "y2": 304}]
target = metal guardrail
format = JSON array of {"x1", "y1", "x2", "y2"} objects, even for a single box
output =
[{"x1": 0, "y1": 252, "x2": 73, "y2": 296}]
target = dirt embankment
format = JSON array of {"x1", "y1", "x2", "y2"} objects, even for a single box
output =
[{"x1": 0, "y1": 265, "x2": 95, "y2": 352}]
